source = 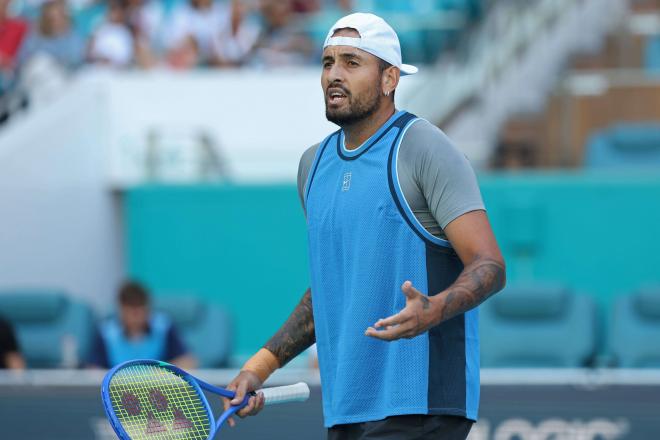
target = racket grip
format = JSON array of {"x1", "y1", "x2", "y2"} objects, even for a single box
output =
[{"x1": 257, "y1": 382, "x2": 310, "y2": 405}]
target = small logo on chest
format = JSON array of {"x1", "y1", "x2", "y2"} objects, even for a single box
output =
[{"x1": 342, "y1": 172, "x2": 352, "y2": 192}]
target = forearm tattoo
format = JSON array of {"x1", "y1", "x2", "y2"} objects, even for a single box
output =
[
  {"x1": 438, "y1": 256, "x2": 506, "y2": 322},
  {"x1": 264, "y1": 288, "x2": 316, "y2": 367}
]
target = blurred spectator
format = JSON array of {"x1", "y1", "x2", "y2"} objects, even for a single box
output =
[
  {"x1": 87, "y1": 280, "x2": 197, "y2": 370},
  {"x1": 211, "y1": 0, "x2": 260, "y2": 67},
  {"x1": 166, "y1": 33, "x2": 200, "y2": 69},
  {"x1": 19, "y1": 0, "x2": 85, "y2": 71},
  {"x1": 329, "y1": 0, "x2": 352, "y2": 12},
  {"x1": 124, "y1": 0, "x2": 164, "y2": 68},
  {"x1": 0, "y1": 0, "x2": 28, "y2": 91},
  {"x1": 249, "y1": 0, "x2": 313, "y2": 67},
  {"x1": 88, "y1": 0, "x2": 134, "y2": 67},
  {"x1": 491, "y1": 140, "x2": 537, "y2": 170},
  {"x1": 291, "y1": 0, "x2": 320, "y2": 14},
  {"x1": 0, "y1": 316, "x2": 25, "y2": 369},
  {"x1": 165, "y1": 0, "x2": 231, "y2": 65}
]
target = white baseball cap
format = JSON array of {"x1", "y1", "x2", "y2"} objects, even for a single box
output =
[{"x1": 323, "y1": 12, "x2": 418, "y2": 76}]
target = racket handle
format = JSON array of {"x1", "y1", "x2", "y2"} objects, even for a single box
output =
[{"x1": 257, "y1": 382, "x2": 310, "y2": 405}]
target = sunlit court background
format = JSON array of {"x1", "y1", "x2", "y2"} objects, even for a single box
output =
[{"x1": 0, "y1": 0, "x2": 659, "y2": 438}]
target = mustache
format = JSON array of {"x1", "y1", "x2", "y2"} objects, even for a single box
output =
[{"x1": 326, "y1": 83, "x2": 351, "y2": 96}]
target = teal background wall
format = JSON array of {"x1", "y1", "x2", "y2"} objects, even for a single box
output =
[
  {"x1": 125, "y1": 184, "x2": 310, "y2": 361},
  {"x1": 125, "y1": 172, "x2": 660, "y2": 358}
]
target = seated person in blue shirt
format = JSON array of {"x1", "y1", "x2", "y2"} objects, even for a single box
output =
[
  {"x1": 0, "y1": 316, "x2": 25, "y2": 369},
  {"x1": 88, "y1": 281, "x2": 197, "y2": 370}
]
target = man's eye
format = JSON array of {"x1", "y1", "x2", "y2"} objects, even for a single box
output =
[
  {"x1": 348, "y1": 61, "x2": 359, "y2": 66},
  {"x1": 323, "y1": 62, "x2": 332, "y2": 68}
]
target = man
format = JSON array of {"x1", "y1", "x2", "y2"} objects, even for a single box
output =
[
  {"x1": 0, "y1": 316, "x2": 25, "y2": 369},
  {"x1": 224, "y1": 13, "x2": 505, "y2": 440},
  {"x1": 88, "y1": 281, "x2": 196, "y2": 370}
]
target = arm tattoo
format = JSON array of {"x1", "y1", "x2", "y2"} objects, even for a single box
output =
[
  {"x1": 438, "y1": 256, "x2": 505, "y2": 323},
  {"x1": 264, "y1": 288, "x2": 315, "y2": 367}
]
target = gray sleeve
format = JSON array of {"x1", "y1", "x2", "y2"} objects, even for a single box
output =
[
  {"x1": 297, "y1": 143, "x2": 321, "y2": 214},
  {"x1": 397, "y1": 119, "x2": 484, "y2": 234}
]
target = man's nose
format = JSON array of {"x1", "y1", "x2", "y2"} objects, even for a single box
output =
[{"x1": 327, "y1": 64, "x2": 344, "y2": 85}]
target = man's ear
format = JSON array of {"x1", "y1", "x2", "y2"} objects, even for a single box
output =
[{"x1": 382, "y1": 66, "x2": 400, "y2": 96}]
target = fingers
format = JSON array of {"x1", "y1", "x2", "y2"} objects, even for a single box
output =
[
  {"x1": 373, "y1": 312, "x2": 404, "y2": 329},
  {"x1": 223, "y1": 383, "x2": 236, "y2": 427},
  {"x1": 222, "y1": 371, "x2": 265, "y2": 427},
  {"x1": 401, "y1": 281, "x2": 421, "y2": 299},
  {"x1": 237, "y1": 392, "x2": 265, "y2": 418},
  {"x1": 365, "y1": 325, "x2": 408, "y2": 341},
  {"x1": 364, "y1": 282, "x2": 431, "y2": 342},
  {"x1": 230, "y1": 380, "x2": 248, "y2": 405},
  {"x1": 366, "y1": 312, "x2": 416, "y2": 342}
]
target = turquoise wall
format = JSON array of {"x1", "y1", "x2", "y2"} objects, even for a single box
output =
[
  {"x1": 125, "y1": 184, "x2": 310, "y2": 360},
  {"x1": 125, "y1": 172, "x2": 660, "y2": 357}
]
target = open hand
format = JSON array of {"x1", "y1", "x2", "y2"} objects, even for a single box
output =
[{"x1": 364, "y1": 281, "x2": 439, "y2": 341}]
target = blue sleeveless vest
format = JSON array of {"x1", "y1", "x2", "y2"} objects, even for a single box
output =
[
  {"x1": 101, "y1": 312, "x2": 170, "y2": 366},
  {"x1": 305, "y1": 111, "x2": 479, "y2": 427}
]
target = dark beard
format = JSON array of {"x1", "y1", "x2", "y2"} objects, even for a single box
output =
[{"x1": 325, "y1": 86, "x2": 382, "y2": 127}]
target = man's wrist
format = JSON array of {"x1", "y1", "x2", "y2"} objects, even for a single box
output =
[
  {"x1": 429, "y1": 292, "x2": 446, "y2": 327},
  {"x1": 242, "y1": 348, "x2": 280, "y2": 383}
]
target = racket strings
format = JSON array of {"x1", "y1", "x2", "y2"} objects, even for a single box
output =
[{"x1": 108, "y1": 364, "x2": 211, "y2": 439}]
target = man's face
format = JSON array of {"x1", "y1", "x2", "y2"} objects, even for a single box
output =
[
  {"x1": 120, "y1": 304, "x2": 149, "y2": 335},
  {"x1": 321, "y1": 28, "x2": 383, "y2": 126}
]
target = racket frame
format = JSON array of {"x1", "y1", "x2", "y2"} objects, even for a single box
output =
[{"x1": 101, "y1": 359, "x2": 250, "y2": 440}]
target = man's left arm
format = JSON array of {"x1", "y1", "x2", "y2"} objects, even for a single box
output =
[
  {"x1": 365, "y1": 122, "x2": 505, "y2": 341},
  {"x1": 365, "y1": 210, "x2": 505, "y2": 340}
]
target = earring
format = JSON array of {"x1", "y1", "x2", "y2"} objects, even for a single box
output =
[{"x1": 384, "y1": 90, "x2": 390, "y2": 96}]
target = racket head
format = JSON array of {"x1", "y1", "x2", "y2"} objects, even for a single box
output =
[{"x1": 101, "y1": 359, "x2": 216, "y2": 440}]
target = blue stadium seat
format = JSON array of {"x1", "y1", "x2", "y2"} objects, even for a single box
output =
[
  {"x1": 644, "y1": 34, "x2": 660, "y2": 73},
  {"x1": 0, "y1": 291, "x2": 94, "y2": 368},
  {"x1": 610, "y1": 287, "x2": 660, "y2": 367},
  {"x1": 584, "y1": 124, "x2": 660, "y2": 168},
  {"x1": 153, "y1": 296, "x2": 232, "y2": 368},
  {"x1": 480, "y1": 285, "x2": 597, "y2": 367},
  {"x1": 435, "y1": 0, "x2": 482, "y2": 19}
]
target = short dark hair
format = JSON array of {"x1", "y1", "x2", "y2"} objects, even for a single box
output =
[
  {"x1": 378, "y1": 59, "x2": 395, "y2": 101},
  {"x1": 377, "y1": 58, "x2": 392, "y2": 72},
  {"x1": 118, "y1": 281, "x2": 150, "y2": 307}
]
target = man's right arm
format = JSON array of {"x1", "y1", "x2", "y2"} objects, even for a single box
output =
[
  {"x1": 263, "y1": 288, "x2": 315, "y2": 367},
  {"x1": 223, "y1": 145, "x2": 319, "y2": 424},
  {"x1": 222, "y1": 288, "x2": 315, "y2": 424}
]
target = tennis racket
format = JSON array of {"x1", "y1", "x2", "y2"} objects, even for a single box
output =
[{"x1": 101, "y1": 359, "x2": 310, "y2": 439}]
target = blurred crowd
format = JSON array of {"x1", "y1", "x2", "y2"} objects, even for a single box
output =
[{"x1": 0, "y1": 0, "x2": 352, "y2": 94}]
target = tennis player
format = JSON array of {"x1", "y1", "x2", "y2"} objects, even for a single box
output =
[{"x1": 224, "y1": 12, "x2": 505, "y2": 440}]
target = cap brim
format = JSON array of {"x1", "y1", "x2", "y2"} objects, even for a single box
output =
[{"x1": 400, "y1": 64, "x2": 418, "y2": 76}]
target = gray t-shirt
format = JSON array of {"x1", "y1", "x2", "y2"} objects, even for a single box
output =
[{"x1": 297, "y1": 118, "x2": 485, "y2": 240}]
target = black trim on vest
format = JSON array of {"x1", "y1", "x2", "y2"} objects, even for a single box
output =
[
  {"x1": 425, "y1": 244, "x2": 466, "y2": 416},
  {"x1": 386, "y1": 113, "x2": 458, "y2": 253},
  {"x1": 337, "y1": 112, "x2": 413, "y2": 161},
  {"x1": 305, "y1": 130, "x2": 339, "y2": 202}
]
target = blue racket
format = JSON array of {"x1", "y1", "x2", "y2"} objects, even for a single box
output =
[{"x1": 101, "y1": 359, "x2": 310, "y2": 439}]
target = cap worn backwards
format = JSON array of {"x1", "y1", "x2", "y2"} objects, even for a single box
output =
[{"x1": 323, "y1": 12, "x2": 418, "y2": 76}]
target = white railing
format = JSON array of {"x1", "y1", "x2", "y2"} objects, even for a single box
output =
[
  {"x1": 401, "y1": 0, "x2": 629, "y2": 167},
  {"x1": 2, "y1": 368, "x2": 660, "y2": 387}
]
